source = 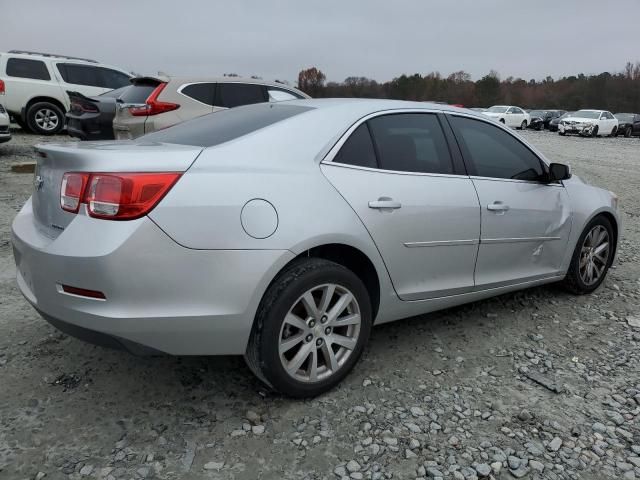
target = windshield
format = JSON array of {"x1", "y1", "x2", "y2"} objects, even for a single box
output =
[
  {"x1": 487, "y1": 106, "x2": 508, "y2": 113},
  {"x1": 573, "y1": 110, "x2": 601, "y2": 119},
  {"x1": 559, "y1": 112, "x2": 573, "y2": 119},
  {"x1": 529, "y1": 110, "x2": 545, "y2": 117},
  {"x1": 615, "y1": 113, "x2": 633, "y2": 122}
]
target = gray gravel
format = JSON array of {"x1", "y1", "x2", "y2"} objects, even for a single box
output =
[{"x1": 1, "y1": 129, "x2": 639, "y2": 480}]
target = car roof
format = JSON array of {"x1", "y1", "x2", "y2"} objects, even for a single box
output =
[
  {"x1": 279, "y1": 98, "x2": 486, "y2": 118},
  {"x1": 1, "y1": 50, "x2": 98, "y2": 64},
  {"x1": 165, "y1": 76, "x2": 303, "y2": 90}
]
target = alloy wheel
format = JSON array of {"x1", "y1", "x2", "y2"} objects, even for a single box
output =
[
  {"x1": 278, "y1": 283, "x2": 361, "y2": 383},
  {"x1": 579, "y1": 225, "x2": 610, "y2": 286},
  {"x1": 34, "y1": 108, "x2": 59, "y2": 131}
]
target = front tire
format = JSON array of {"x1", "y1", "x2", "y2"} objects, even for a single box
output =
[
  {"x1": 245, "y1": 258, "x2": 372, "y2": 397},
  {"x1": 26, "y1": 102, "x2": 64, "y2": 135},
  {"x1": 520, "y1": 120, "x2": 527, "y2": 130},
  {"x1": 591, "y1": 125, "x2": 599, "y2": 137},
  {"x1": 609, "y1": 126, "x2": 617, "y2": 137},
  {"x1": 562, "y1": 215, "x2": 614, "y2": 294}
]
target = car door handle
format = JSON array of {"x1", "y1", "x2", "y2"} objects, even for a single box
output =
[
  {"x1": 368, "y1": 197, "x2": 402, "y2": 210},
  {"x1": 487, "y1": 202, "x2": 510, "y2": 212}
]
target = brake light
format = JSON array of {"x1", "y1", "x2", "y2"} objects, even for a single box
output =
[
  {"x1": 71, "y1": 101, "x2": 98, "y2": 113},
  {"x1": 60, "y1": 172, "x2": 181, "y2": 220},
  {"x1": 61, "y1": 173, "x2": 89, "y2": 213},
  {"x1": 0, "y1": 79, "x2": 5, "y2": 95},
  {"x1": 128, "y1": 83, "x2": 179, "y2": 116}
]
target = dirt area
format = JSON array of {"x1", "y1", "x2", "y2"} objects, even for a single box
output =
[{"x1": 0, "y1": 130, "x2": 638, "y2": 480}]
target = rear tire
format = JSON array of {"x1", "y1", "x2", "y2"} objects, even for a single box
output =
[
  {"x1": 26, "y1": 102, "x2": 64, "y2": 135},
  {"x1": 624, "y1": 127, "x2": 632, "y2": 138},
  {"x1": 559, "y1": 131, "x2": 566, "y2": 136},
  {"x1": 562, "y1": 215, "x2": 614, "y2": 294},
  {"x1": 245, "y1": 258, "x2": 372, "y2": 398}
]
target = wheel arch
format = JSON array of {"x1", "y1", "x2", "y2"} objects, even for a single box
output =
[{"x1": 25, "y1": 96, "x2": 67, "y2": 116}]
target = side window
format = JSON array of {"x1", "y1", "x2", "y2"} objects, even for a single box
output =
[
  {"x1": 6, "y1": 58, "x2": 51, "y2": 80},
  {"x1": 98, "y1": 68, "x2": 131, "y2": 89},
  {"x1": 449, "y1": 115, "x2": 545, "y2": 181},
  {"x1": 367, "y1": 113, "x2": 454, "y2": 174},
  {"x1": 332, "y1": 124, "x2": 377, "y2": 169},
  {"x1": 268, "y1": 88, "x2": 302, "y2": 102},
  {"x1": 606, "y1": 112, "x2": 614, "y2": 120},
  {"x1": 507, "y1": 107, "x2": 517, "y2": 114},
  {"x1": 181, "y1": 83, "x2": 216, "y2": 106},
  {"x1": 216, "y1": 83, "x2": 266, "y2": 108},
  {"x1": 57, "y1": 64, "x2": 101, "y2": 87}
]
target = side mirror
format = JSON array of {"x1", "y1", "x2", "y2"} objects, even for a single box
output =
[{"x1": 548, "y1": 163, "x2": 571, "y2": 181}]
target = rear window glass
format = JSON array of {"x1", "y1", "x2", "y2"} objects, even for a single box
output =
[
  {"x1": 216, "y1": 83, "x2": 266, "y2": 108},
  {"x1": 118, "y1": 83, "x2": 157, "y2": 103},
  {"x1": 6, "y1": 58, "x2": 51, "y2": 80},
  {"x1": 139, "y1": 103, "x2": 313, "y2": 147},
  {"x1": 181, "y1": 83, "x2": 215, "y2": 106}
]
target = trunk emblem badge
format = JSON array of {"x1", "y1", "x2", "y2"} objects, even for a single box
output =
[{"x1": 34, "y1": 175, "x2": 44, "y2": 191}]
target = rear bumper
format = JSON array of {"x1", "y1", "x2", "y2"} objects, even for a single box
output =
[
  {"x1": 12, "y1": 198, "x2": 294, "y2": 355},
  {"x1": 66, "y1": 113, "x2": 114, "y2": 141}
]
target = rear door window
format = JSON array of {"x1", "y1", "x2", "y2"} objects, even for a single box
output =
[
  {"x1": 367, "y1": 113, "x2": 454, "y2": 174},
  {"x1": 216, "y1": 83, "x2": 267, "y2": 108},
  {"x1": 332, "y1": 124, "x2": 377, "y2": 168},
  {"x1": 6, "y1": 58, "x2": 51, "y2": 80},
  {"x1": 98, "y1": 68, "x2": 131, "y2": 89},
  {"x1": 181, "y1": 83, "x2": 216, "y2": 106},
  {"x1": 57, "y1": 64, "x2": 101, "y2": 87}
]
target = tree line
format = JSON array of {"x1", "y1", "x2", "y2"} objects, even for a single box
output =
[{"x1": 297, "y1": 62, "x2": 640, "y2": 112}]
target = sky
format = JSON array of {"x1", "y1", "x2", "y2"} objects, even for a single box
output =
[{"x1": 2, "y1": 0, "x2": 639, "y2": 84}]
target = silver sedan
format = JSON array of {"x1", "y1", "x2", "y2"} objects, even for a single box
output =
[{"x1": 12, "y1": 99, "x2": 620, "y2": 397}]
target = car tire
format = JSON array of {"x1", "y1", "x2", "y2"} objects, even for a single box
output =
[
  {"x1": 609, "y1": 126, "x2": 617, "y2": 137},
  {"x1": 559, "y1": 131, "x2": 566, "y2": 136},
  {"x1": 499, "y1": 118, "x2": 505, "y2": 124},
  {"x1": 26, "y1": 102, "x2": 65, "y2": 135},
  {"x1": 591, "y1": 125, "x2": 599, "y2": 138},
  {"x1": 245, "y1": 258, "x2": 372, "y2": 398},
  {"x1": 562, "y1": 215, "x2": 614, "y2": 295},
  {"x1": 624, "y1": 127, "x2": 632, "y2": 138},
  {"x1": 520, "y1": 120, "x2": 527, "y2": 130}
]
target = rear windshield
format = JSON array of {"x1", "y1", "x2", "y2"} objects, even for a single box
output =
[
  {"x1": 118, "y1": 83, "x2": 157, "y2": 103},
  {"x1": 100, "y1": 85, "x2": 130, "y2": 98},
  {"x1": 138, "y1": 103, "x2": 313, "y2": 147}
]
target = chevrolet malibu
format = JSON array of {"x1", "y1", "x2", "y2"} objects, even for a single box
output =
[{"x1": 12, "y1": 100, "x2": 620, "y2": 397}]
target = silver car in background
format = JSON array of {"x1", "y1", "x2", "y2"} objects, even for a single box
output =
[
  {"x1": 12, "y1": 100, "x2": 620, "y2": 397},
  {"x1": 112, "y1": 75, "x2": 309, "y2": 139}
]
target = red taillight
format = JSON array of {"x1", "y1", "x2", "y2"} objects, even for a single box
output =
[
  {"x1": 71, "y1": 101, "x2": 98, "y2": 113},
  {"x1": 128, "y1": 83, "x2": 179, "y2": 117},
  {"x1": 0, "y1": 79, "x2": 5, "y2": 95},
  {"x1": 60, "y1": 172, "x2": 181, "y2": 220},
  {"x1": 61, "y1": 173, "x2": 90, "y2": 213}
]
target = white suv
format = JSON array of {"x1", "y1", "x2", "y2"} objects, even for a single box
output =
[{"x1": 0, "y1": 50, "x2": 131, "y2": 135}]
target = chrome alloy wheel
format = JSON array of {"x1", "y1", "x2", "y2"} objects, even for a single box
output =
[
  {"x1": 278, "y1": 283, "x2": 361, "y2": 383},
  {"x1": 34, "y1": 108, "x2": 59, "y2": 131},
  {"x1": 579, "y1": 225, "x2": 610, "y2": 286}
]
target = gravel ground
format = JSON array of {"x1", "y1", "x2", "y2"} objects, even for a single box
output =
[{"x1": 0, "y1": 130, "x2": 639, "y2": 480}]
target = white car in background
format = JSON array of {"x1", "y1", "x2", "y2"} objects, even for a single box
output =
[
  {"x1": 558, "y1": 110, "x2": 618, "y2": 137},
  {"x1": 0, "y1": 50, "x2": 131, "y2": 135},
  {"x1": 0, "y1": 102, "x2": 11, "y2": 143},
  {"x1": 482, "y1": 105, "x2": 530, "y2": 129}
]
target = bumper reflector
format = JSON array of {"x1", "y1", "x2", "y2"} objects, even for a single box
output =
[{"x1": 60, "y1": 284, "x2": 106, "y2": 300}]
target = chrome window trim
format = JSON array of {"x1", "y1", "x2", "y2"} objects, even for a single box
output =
[
  {"x1": 470, "y1": 175, "x2": 564, "y2": 187},
  {"x1": 404, "y1": 239, "x2": 478, "y2": 248},
  {"x1": 321, "y1": 108, "x2": 465, "y2": 177}
]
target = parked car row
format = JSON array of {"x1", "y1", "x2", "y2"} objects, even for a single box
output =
[
  {"x1": 0, "y1": 50, "x2": 309, "y2": 141},
  {"x1": 472, "y1": 104, "x2": 640, "y2": 139}
]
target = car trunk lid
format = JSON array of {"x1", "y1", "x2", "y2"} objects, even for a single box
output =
[{"x1": 31, "y1": 141, "x2": 203, "y2": 238}]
